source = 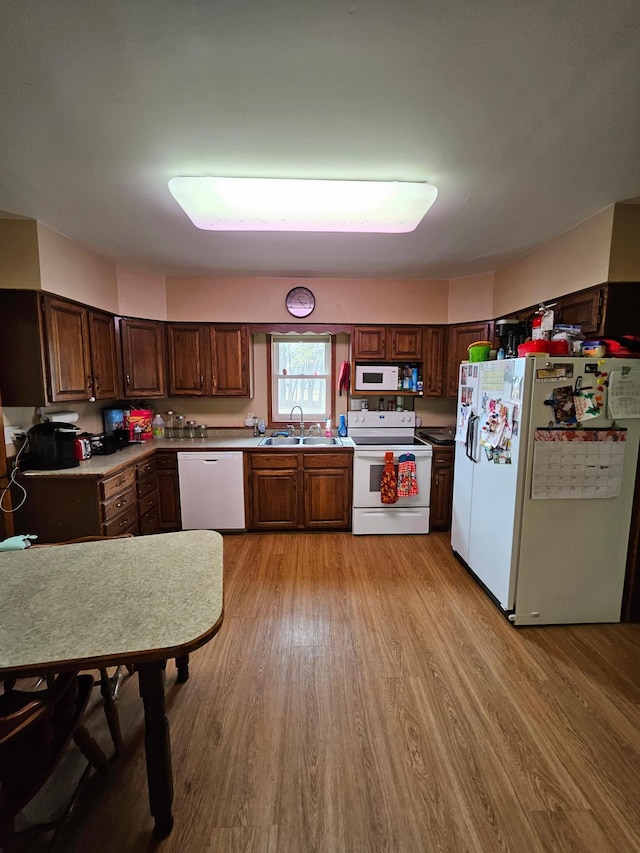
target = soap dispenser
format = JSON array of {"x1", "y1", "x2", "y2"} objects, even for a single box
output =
[{"x1": 338, "y1": 414, "x2": 348, "y2": 437}]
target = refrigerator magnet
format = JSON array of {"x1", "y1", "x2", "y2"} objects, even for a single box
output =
[{"x1": 550, "y1": 385, "x2": 577, "y2": 425}]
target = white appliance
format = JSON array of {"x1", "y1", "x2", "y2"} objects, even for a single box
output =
[
  {"x1": 348, "y1": 410, "x2": 432, "y2": 534},
  {"x1": 451, "y1": 356, "x2": 640, "y2": 625},
  {"x1": 354, "y1": 364, "x2": 400, "y2": 392},
  {"x1": 178, "y1": 451, "x2": 245, "y2": 531}
]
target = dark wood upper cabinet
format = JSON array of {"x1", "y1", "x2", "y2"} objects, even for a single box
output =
[
  {"x1": 43, "y1": 296, "x2": 93, "y2": 402},
  {"x1": 352, "y1": 327, "x2": 388, "y2": 359},
  {"x1": 166, "y1": 323, "x2": 208, "y2": 396},
  {"x1": 165, "y1": 322, "x2": 249, "y2": 397},
  {"x1": 424, "y1": 326, "x2": 445, "y2": 397},
  {"x1": 88, "y1": 309, "x2": 120, "y2": 399},
  {"x1": 45, "y1": 298, "x2": 120, "y2": 402},
  {"x1": 352, "y1": 326, "x2": 422, "y2": 361},
  {"x1": 445, "y1": 321, "x2": 494, "y2": 397},
  {"x1": 120, "y1": 318, "x2": 166, "y2": 398},
  {"x1": 210, "y1": 325, "x2": 249, "y2": 396},
  {"x1": 390, "y1": 326, "x2": 423, "y2": 360},
  {"x1": 0, "y1": 290, "x2": 119, "y2": 405},
  {"x1": 554, "y1": 289, "x2": 605, "y2": 338}
]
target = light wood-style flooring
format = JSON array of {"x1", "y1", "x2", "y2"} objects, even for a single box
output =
[{"x1": 23, "y1": 532, "x2": 640, "y2": 852}]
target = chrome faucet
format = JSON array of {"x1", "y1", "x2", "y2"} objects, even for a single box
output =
[{"x1": 289, "y1": 405, "x2": 305, "y2": 437}]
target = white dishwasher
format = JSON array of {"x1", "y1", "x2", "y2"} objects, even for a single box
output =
[{"x1": 177, "y1": 452, "x2": 246, "y2": 531}]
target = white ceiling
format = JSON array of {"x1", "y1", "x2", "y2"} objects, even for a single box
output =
[{"x1": 1, "y1": 1, "x2": 640, "y2": 281}]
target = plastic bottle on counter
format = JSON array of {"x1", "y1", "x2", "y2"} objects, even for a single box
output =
[
  {"x1": 325, "y1": 419, "x2": 332, "y2": 437},
  {"x1": 338, "y1": 414, "x2": 348, "y2": 437},
  {"x1": 258, "y1": 418, "x2": 266, "y2": 436},
  {"x1": 152, "y1": 413, "x2": 165, "y2": 438}
]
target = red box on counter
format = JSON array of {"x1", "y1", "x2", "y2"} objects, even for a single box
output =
[{"x1": 127, "y1": 409, "x2": 153, "y2": 441}]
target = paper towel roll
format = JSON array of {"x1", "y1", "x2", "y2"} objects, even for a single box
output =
[{"x1": 42, "y1": 410, "x2": 79, "y2": 423}]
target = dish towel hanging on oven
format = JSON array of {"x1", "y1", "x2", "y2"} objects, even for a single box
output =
[
  {"x1": 397, "y1": 453, "x2": 418, "y2": 497},
  {"x1": 380, "y1": 451, "x2": 398, "y2": 504}
]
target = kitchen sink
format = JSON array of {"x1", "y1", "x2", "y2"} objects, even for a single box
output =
[{"x1": 258, "y1": 435, "x2": 343, "y2": 446}]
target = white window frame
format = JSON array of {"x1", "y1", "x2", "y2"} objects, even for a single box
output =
[{"x1": 270, "y1": 333, "x2": 332, "y2": 424}]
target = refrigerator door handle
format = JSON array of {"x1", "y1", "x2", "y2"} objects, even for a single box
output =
[
  {"x1": 465, "y1": 412, "x2": 474, "y2": 460},
  {"x1": 467, "y1": 414, "x2": 480, "y2": 463}
]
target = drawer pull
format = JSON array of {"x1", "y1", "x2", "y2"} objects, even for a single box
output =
[
  {"x1": 116, "y1": 499, "x2": 128, "y2": 508},
  {"x1": 119, "y1": 517, "x2": 129, "y2": 527}
]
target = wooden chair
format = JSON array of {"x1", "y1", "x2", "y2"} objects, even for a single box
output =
[{"x1": 0, "y1": 672, "x2": 109, "y2": 850}]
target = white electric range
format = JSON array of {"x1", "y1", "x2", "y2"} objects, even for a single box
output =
[{"x1": 348, "y1": 411, "x2": 432, "y2": 535}]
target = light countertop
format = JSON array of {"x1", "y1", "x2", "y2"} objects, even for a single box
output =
[{"x1": 20, "y1": 431, "x2": 354, "y2": 478}]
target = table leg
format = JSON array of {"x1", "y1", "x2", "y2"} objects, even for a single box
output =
[
  {"x1": 137, "y1": 660, "x2": 174, "y2": 838},
  {"x1": 99, "y1": 667, "x2": 123, "y2": 754},
  {"x1": 175, "y1": 654, "x2": 190, "y2": 682}
]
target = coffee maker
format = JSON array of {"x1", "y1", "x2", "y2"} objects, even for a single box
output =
[
  {"x1": 495, "y1": 317, "x2": 527, "y2": 357},
  {"x1": 24, "y1": 422, "x2": 80, "y2": 470}
]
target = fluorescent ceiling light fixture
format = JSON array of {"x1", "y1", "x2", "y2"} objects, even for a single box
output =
[{"x1": 168, "y1": 176, "x2": 437, "y2": 233}]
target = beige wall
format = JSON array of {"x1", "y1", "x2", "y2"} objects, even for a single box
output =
[
  {"x1": 0, "y1": 219, "x2": 41, "y2": 289},
  {"x1": 608, "y1": 203, "x2": 640, "y2": 281},
  {"x1": 36, "y1": 223, "x2": 119, "y2": 312},
  {"x1": 447, "y1": 272, "x2": 495, "y2": 324},
  {"x1": 117, "y1": 267, "x2": 167, "y2": 320},
  {"x1": 166, "y1": 276, "x2": 449, "y2": 324},
  {"x1": 493, "y1": 206, "x2": 615, "y2": 318}
]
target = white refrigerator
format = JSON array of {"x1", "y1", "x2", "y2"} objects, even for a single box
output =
[{"x1": 450, "y1": 356, "x2": 640, "y2": 625}]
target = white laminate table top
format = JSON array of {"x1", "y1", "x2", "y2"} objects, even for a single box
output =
[{"x1": 0, "y1": 530, "x2": 223, "y2": 674}]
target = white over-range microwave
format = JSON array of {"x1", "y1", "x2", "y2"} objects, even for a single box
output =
[{"x1": 354, "y1": 364, "x2": 399, "y2": 392}]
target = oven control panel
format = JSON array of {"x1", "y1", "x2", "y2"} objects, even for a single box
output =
[{"x1": 347, "y1": 411, "x2": 416, "y2": 428}]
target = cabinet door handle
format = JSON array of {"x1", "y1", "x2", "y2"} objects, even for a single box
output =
[
  {"x1": 211, "y1": 374, "x2": 216, "y2": 390},
  {"x1": 200, "y1": 375, "x2": 204, "y2": 388},
  {"x1": 126, "y1": 374, "x2": 131, "y2": 386}
]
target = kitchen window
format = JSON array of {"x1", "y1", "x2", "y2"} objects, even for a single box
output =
[{"x1": 270, "y1": 333, "x2": 333, "y2": 424}]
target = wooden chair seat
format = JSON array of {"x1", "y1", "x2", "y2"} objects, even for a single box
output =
[{"x1": 0, "y1": 672, "x2": 108, "y2": 849}]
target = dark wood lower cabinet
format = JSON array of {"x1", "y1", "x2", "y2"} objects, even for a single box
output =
[
  {"x1": 303, "y1": 454, "x2": 352, "y2": 528},
  {"x1": 136, "y1": 456, "x2": 160, "y2": 535},
  {"x1": 429, "y1": 446, "x2": 454, "y2": 531},
  {"x1": 155, "y1": 452, "x2": 182, "y2": 531},
  {"x1": 247, "y1": 451, "x2": 352, "y2": 530},
  {"x1": 249, "y1": 455, "x2": 299, "y2": 529},
  {"x1": 12, "y1": 462, "x2": 142, "y2": 544}
]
